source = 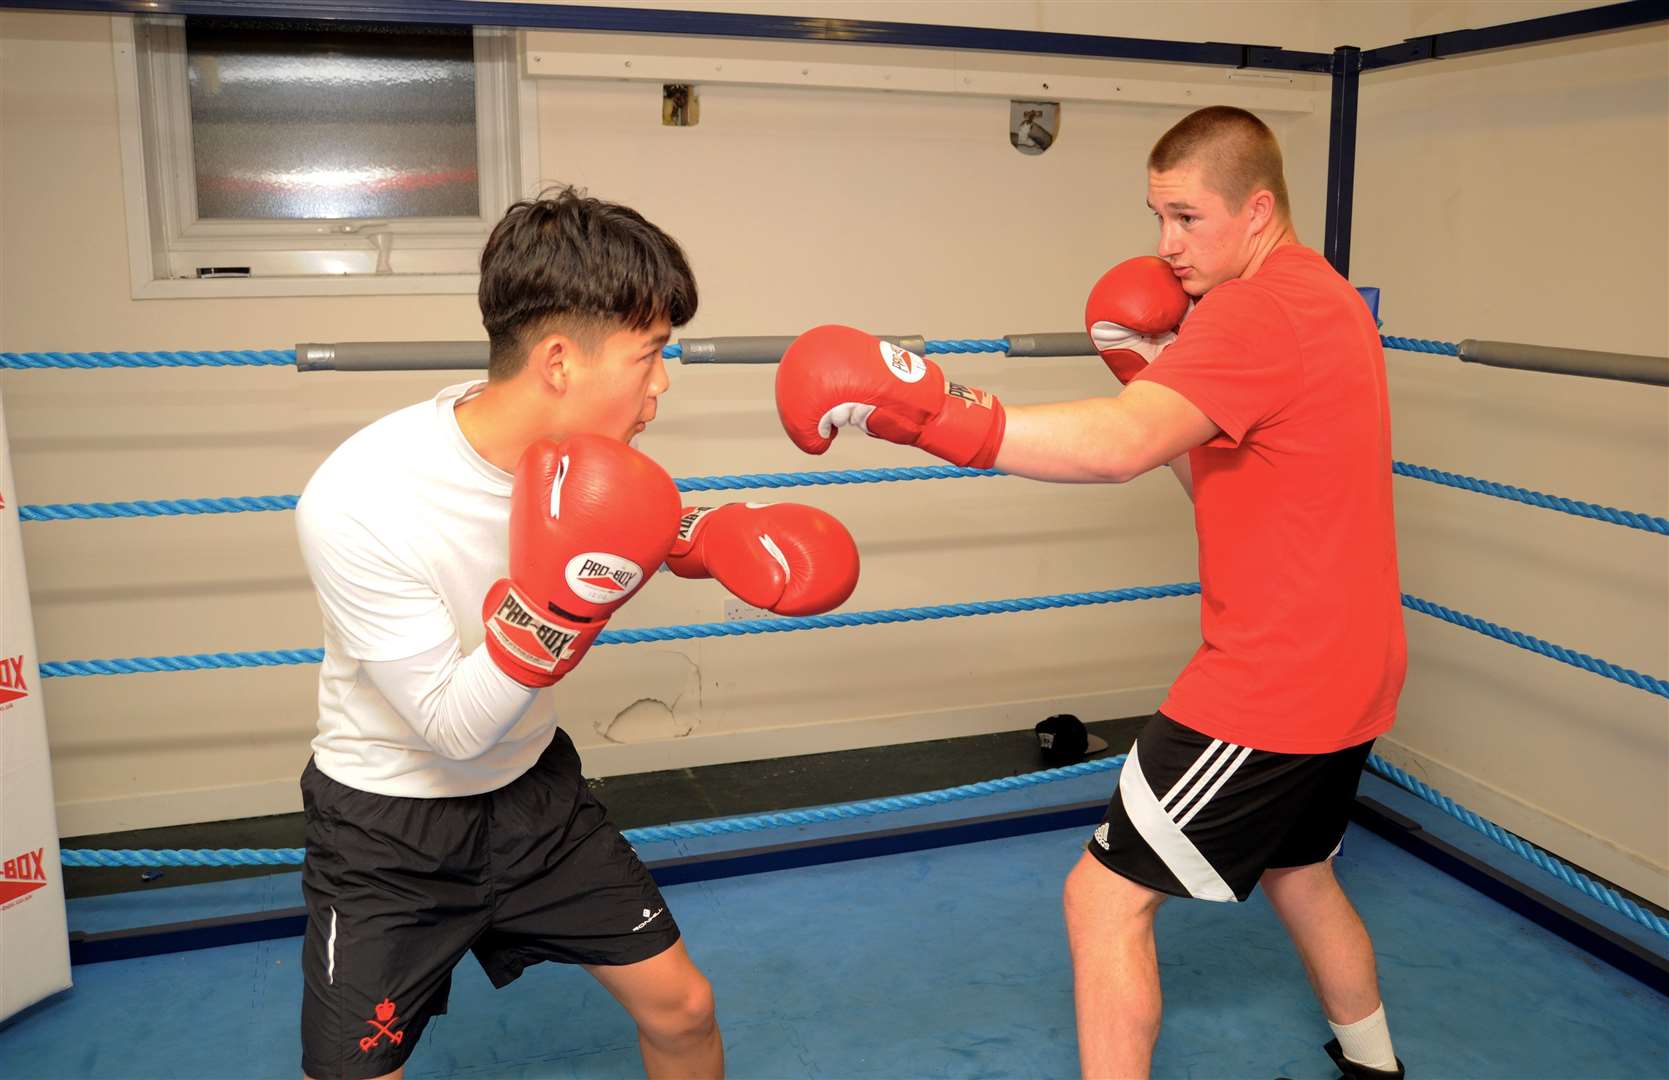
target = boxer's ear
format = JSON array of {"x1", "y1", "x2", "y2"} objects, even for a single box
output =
[{"x1": 527, "y1": 332, "x2": 578, "y2": 396}]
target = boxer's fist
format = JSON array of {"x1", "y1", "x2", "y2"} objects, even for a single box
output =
[
  {"x1": 667, "y1": 502, "x2": 859, "y2": 616},
  {"x1": 775, "y1": 325, "x2": 1004, "y2": 468},
  {"x1": 1085, "y1": 256, "x2": 1190, "y2": 383},
  {"x1": 483, "y1": 435, "x2": 681, "y2": 687}
]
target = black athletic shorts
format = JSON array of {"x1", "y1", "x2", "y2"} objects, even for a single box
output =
[
  {"x1": 1087, "y1": 711, "x2": 1375, "y2": 903},
  {"x1": 298, "y1": 730, "x2": 679, "y2": 1080}
]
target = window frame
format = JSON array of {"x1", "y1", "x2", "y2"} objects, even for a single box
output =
[{"x1": 113, "y1": 16, "x2": 540, "y2": 298}]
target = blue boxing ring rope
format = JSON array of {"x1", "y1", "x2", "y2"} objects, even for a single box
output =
[
  {"x1": 55, "y1": 739, "x2": 1669, "y2": 942},
  {"x1": 38, "y1": 573, "x2": 1669, "y2": 942},
  {"x1": 19, "y1": 462, "x2": 1669, "y2": 536},
  {"x1": 2, "y1": 331, "x2": 1467, "y2": 369},
  {"x1": 10, "y1": 334, "x2": 1667, "y2": 967}
]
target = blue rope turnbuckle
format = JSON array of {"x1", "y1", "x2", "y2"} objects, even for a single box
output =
[
  {"x1": 3, "y1": 335, "x2": 1465, "y2": 369},
  {"x1": 56, "y1": 749, "x2": 1668, "y2": 943},
  {"x1": 36, "y1": 585, "x2": 1202, "y2": 678}
]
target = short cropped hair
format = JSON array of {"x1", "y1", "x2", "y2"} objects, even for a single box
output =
[
  {"x1": 1148, "y1": 106, "x2": 1291, "y2": 221},
  {"x1": 478, "y1": 187, "x2": 697, "y2": 380}
]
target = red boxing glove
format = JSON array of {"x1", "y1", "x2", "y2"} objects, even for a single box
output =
[
  {"x1": 667, "y1": 502, "x2": 859, "y2": 616},
  {"x1": 483, "y1": 435, "x2": 681, "y2": 688},
  {"x1": 775, "y1": 325, "x2": 1004, "y2": 469},
  {"x1": 1084, "y1": 256, "x2": 1191, "y2": 384}
]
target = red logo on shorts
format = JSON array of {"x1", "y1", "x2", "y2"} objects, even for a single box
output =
[{"x1": 358, "y1": 997, "x2": 404, "y2": 1053}]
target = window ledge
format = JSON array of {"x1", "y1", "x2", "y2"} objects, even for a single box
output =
[{"x1": 132, "y1": 273, "x2": 481, "y2": 299}]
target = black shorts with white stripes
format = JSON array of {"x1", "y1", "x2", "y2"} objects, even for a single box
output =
[{"x1": 1088, "y1": 711, "x2": 1375, "y2": 902}]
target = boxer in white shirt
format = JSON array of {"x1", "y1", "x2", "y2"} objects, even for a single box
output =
[{"x1": 295, "y1": 188, "x2": 859, "y2": 1080}]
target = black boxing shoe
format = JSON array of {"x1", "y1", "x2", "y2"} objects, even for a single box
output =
[
  {"x1": 1323, "y1": 1038, "x2": 1405, "y2": 1079},
  {"x1": 1275, "y1": 1039, "x2": 1406, "y2": 1080}
]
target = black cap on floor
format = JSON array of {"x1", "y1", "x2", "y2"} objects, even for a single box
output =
[{"x1": 1034, "y1": 713, "x2": 1109, "y2": 765}]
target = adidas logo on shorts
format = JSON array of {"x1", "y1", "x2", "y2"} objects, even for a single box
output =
[{"x1": 1093, "y1": 822, "x2": 1111, "y2": 850}]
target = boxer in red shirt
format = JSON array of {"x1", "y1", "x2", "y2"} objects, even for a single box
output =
[{"x1": 775, "y1": 107, "x2": 1406, "y2": 1080}]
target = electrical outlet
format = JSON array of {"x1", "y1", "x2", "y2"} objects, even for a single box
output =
[{"x1": 723, "y1": 597, "x2": 775, "y2": 622}]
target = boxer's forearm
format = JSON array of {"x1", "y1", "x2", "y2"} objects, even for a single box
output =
[{"x1": 994, "y1": 383, "x2": 1218, "y2": 485}]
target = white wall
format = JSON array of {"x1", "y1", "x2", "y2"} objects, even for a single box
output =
[
  {"x1": 0, "y1": 3, "x2": 1664, "y2": 905},
  {"x1": 522, "y1": 0, "x2": 1344, "y2": 54},
  {"x1": 0, "y1": 4, "x2": 1330, "y2": 837},
  {"x1": 1339, "y1": 7, "x2": 1669, "y2": 901}
]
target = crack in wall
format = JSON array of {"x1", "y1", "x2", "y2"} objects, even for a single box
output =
[{"x1": 594, "y1": 650, "x2": 702, "y2": 744}]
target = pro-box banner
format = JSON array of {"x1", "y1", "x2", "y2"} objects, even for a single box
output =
[{"x1": 0, "y1": 387, "x2": 73, "y2": 1021}]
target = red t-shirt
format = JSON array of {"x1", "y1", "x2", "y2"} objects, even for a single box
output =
[{"x1": 1134, "y1": 244, "x2": 1406, "y2": 753}]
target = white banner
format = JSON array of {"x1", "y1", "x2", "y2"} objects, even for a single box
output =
[{"x1": 0, "y1": 387, "x2": 72, "y2": 1021}]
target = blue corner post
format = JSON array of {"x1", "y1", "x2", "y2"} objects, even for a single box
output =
[{"x1": 1323, "y1": 45, "x2": 1362, "y2": 278}]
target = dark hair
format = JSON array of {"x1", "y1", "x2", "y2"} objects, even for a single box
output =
[
  {"x1": 1148, "y1": 106, "x2": 1290, "y2": 221},
  {"x1": 478, "y1": 186, "x2": 697, "y2": 379}
]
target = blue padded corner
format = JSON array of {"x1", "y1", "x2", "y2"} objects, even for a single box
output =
[{"x1": 1356, "y1": 285, "x2": 1382, "y2": 326}]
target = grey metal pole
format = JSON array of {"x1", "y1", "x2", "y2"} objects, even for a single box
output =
[
  {"x1": 296, "y1": 342, "x2": 488, "y2": 372},
  {"x1": 1458, "y1": 340, "x2": 1669, "y2": 388},
  {"x1": 675, "y1": 335, "x2": 927, "y2": 364}
]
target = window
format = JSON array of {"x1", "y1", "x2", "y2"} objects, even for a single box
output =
[{"x1": 114, "y1": 16, "x2": 538, "y2": 297}]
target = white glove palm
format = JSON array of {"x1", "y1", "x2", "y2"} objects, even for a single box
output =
[{"x1": 1089, "y1": 321, "x2": 1177, "y2": 365}]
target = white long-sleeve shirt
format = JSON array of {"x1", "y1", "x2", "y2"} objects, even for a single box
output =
[{"x1": 296, "y1": 381, "x2": 553, "y2": 797}]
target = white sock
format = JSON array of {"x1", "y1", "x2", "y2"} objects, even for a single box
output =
[{"x1": 1329, "y1": 1003, "x2": 1397, "y2": 1071}]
